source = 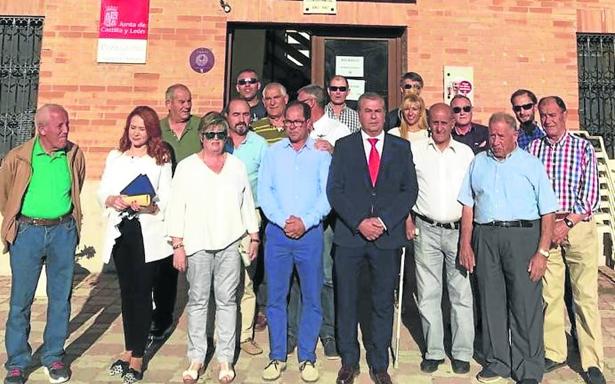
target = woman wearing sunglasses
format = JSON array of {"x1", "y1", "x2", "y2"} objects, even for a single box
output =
[
  {"x1": 389, "y1": 94, "x2": 429, "y2": 142},
  {"x1": 166, "y1": 112, "x2": 259, "y2": 384},
  {"x1": 97, "y1": 106, "x2": 173, "y2": 384}
]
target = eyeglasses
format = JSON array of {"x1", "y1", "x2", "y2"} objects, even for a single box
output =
[
  {"x1": 512, "y1": 103, "x2": 534, "y2": 113},
  {"x1": 237, "y1": 78, "x2": 258, "y2": 86},
  {"x1": 452, "y1": 106, "x2": 472, "y2": 114},
  {"x1": 403, "y1": 83, "x2": 422, "y2": 90},
  {"x1": 202, "y1": 131, "x2": 228, "y2": 140},
  {"x1": 283, "y1": 119, "x2": 306, "y2": 127},
  {"x1": 329, "y1": 86, "x2": 347, "y2": 92}
]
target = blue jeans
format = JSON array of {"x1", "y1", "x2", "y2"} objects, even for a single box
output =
[
  {"x1": 265, "y1": 223, "x2": 323, "y2": 363},
  {"x1": 288, "y1": 224, "x2": 335, "y2": 343},
  {"x1": 5, "y1": 219, "x2": 78, "y2": 370}
]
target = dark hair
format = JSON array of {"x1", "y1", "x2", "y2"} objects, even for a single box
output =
[
  {"x1": 285, "y1": 101, "x2": 311, "y2": 120},
  {"x1": 223, "y1": 98, "x2": 250, "y2": 116},
  {"x1": 538, "y1": 96, "x2": 567, "y2": 112},
  {"x1": 400, "y1": 72, "x2": 424, "y2": 87},
  {"x1": 236, "y1": 68, "x2": 259, "y2": 81},
  {"x1": 119, "y1": 106, "x2": 170, "y2": 165},
  {"x1": 510, "y1": 89, "x2": 538, "y2": 105},
  {"x1": 328, "y1": 75, "x2": 349, "y2": 87}
]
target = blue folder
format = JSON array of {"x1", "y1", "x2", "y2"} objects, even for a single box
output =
[{"x1": 120, "y1": 174, "x2": 156, "y2": 197}]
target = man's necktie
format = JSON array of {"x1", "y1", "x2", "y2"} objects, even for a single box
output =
[{"x1": 368, "y1": 138, "x2": 380, "y2": 187}]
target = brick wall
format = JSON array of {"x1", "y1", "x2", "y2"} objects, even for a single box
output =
[{"x1": 3, "y1": 0, "x2": 615, "y2": 179}]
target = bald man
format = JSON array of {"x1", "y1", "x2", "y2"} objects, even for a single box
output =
[{"x1": 1, "y1": 104, "x2": 86, "y2": 384}]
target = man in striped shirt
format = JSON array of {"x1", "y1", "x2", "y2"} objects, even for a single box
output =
[
  {"x1": 527, "y1": 96, "x2": 605, "y2": 384},
  {"x1": 252, "y1": 82, "x2": 288, "y2": 144}
]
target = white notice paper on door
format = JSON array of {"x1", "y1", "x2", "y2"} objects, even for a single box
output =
[
  {"x1": 347, "y1": 79, "x2": 365, "y2": 101},
  {"x1": 336, "y1": 56, "x2": 364, "y2": 77}
]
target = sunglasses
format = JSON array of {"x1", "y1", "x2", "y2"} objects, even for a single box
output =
[
  {"x1": 237, "y1": 78, "x2": 258, "y2": 86},
  {"x1": 403, "y1": 83, "x2": 422, "y2": 90},
  {"x1": 329, "y1": 86, "x2": 347, "y2": 92},
  {"x1": 202, "y1": 131, "x2": 228, "y2": 140},
  {"x1": 452, "y1": 106, "x2": 472, "y2": 114},
  {"x1": 512, "y1": 103, "x2": 534, "y2": 113}
]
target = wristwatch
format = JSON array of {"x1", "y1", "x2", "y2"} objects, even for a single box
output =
[
  {"x1": 563, "y1": 217, "x2": 575, "y2": 229},
  {"x1": 538, "y1": 248, "x2": 550, "y2": 258}
]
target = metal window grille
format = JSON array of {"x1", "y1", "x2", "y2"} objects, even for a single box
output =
[
  {"x1": 577, "y1": 33, "x2": 615, "y2": 157},
  {"x1": 0, "y1": 16, "x2": 43, "y2": 160}
]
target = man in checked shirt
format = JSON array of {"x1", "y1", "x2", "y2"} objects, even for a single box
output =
[{"x1": 527, "y1": 96, "x2": 605, "y2": 384}]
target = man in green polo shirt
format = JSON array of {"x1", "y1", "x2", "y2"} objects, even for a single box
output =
[
  {"x1": 252, "y1": 82, "x2": 288, "y2": 144},
  {"x1": 151, "y1": 83, "x2": 202, "y2": 341},
  {"x1": 0, "y1": 104, "x2": 86, "y2": 384}
]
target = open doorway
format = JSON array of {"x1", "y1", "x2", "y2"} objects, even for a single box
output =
[{"x1": 225, "y1": 23, "x2": 405, "y2": 109}]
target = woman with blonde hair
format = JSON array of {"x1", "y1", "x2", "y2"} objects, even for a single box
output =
[
  {"x1": 166, "y1": 112, "x2": 259, "y2": 384},
  {"x1": 389, "y1": 94, "x2": 429, "y2": 142}
]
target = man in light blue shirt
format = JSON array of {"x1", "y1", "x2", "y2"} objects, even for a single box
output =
[
  {"x1": 457, "y1": 112, "x2": 558, "y2": 384},
  {"x1": 224, "y1": 98, "x2": 268, "y2": 356},
  {"x1": 258, "y1": 101, "x2": 331, "y2": 382}
]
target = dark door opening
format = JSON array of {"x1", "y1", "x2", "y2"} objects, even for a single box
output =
[{"x1": 225, "y1": 23, "x2": 405, "y2": 110}]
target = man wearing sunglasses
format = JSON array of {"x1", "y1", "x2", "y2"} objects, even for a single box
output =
[
  {"x1": 450, "y1": 95, "x2": 489, "y2": 154},
  {"x1": 384, "y1": 72, "x2": 424, "y2": 131},
  {"x1": 510, "y1": 89, "x2": 545, "y2": 150},
  {"x1": 236, "y1": 69, "x2": 267, "y2": 121},
  {"x1": 325, "y1": 75, "x2": 361, "y2": 133}
]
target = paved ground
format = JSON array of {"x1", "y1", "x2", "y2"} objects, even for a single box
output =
[{"x1": 0, "y1": 266, "x2": 613, "y2": 384}]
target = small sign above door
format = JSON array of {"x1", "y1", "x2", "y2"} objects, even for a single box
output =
[{"x1": 303, "y1": 0, "x2": 337, "y2": 14}]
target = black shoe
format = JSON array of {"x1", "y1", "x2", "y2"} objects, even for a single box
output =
[
  {"x1": 123, "y1": 368, "x2": 143, "y2": 384},
  {"x1": 336, "y1": 366, "x2": 359, "y2": 384},
  {"x1": 323, "y1": 338, "x2": 340, "y2": 360},
  {"x1": 109, "y1": 360, "x2": 129, "y2": 376},
  {"x1": 43, "y1": 361, "x2": 71, "y2": 383},
  {"x1": 420, "y1": 358, "x2": 444, "y2": 373},
  {"x1": 149, "y1": 322, "x2": 173, "y2": 339},
  {"x1": 4, "y1": 368, "x2": 25, "y2": 384},
  {"x1": 477, "y1": 367, "x2": 504, "y2": 383},
  {"x1": 544, "y1": 358, "x2": 566, "y2": 373},
  {"x1": 451, "y1": 359, "x2": 470, "y2": 374},
  {"x1": 369, "y1": 369, "x2": 392, "y2": 384},
  {"x1": 516, "y1": 380, "x2": 538, "y2": 384},
  {"x1": 586, "y1": 367, "x2": 606, "y2": 384},
  {"x1": 287, "y1": 337, "x2": 296, "y2": 354}
]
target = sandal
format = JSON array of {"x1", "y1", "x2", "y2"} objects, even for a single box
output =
[
  {"x1": 218, "y1": 362, "x2": 235, "y2": 384},
  {"x1": 182, "y1": 361, "x2": 204, "y2": 384},
  {"x1": 109, "y1": 359, "x2": 129, "y2": 376}
]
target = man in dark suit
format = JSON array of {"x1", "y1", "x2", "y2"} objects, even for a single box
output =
[{"x1": 327, "y1": 92, "x2": 418, "y2": 384}]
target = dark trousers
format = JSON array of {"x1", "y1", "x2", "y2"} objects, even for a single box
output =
[
  {"x1": 474, "y1": 224, "x2": 544, "y2": 382},
  {"x1": 113, "y1": 218, "x2": 156, "y2": 357},
  {"x1": 334, "y1": 243, "x2": 398, "y2": 373},
  {"x1": 151, "y1": 254, "x2": 178, "y2": 330}
]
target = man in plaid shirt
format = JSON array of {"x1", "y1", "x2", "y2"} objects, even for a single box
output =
[{"x1": 527, "y1": 96, "x2": 605, "y2": 384}]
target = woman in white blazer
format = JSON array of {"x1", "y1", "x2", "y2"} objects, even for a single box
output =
[{"x1": 97, "y1": 106, "x2": 172, "y2": 384}]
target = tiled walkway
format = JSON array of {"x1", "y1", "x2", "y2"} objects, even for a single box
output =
[{"x1": 0, "y1": 268, "x2": 613, "y2": 383}]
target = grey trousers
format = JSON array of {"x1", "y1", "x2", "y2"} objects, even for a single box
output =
[
  {"x1": 186, "y1": 241, "x2": 241, "y2": 363},
  {"x1": 414, "y1": 217, "x2": 474, "y2": 361},
  {"x1": 473, "y1": 223, "x2": 544, "y2": 382}
]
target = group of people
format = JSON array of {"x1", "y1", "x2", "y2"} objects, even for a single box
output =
[{"x1": 0, "y1": 68, "x2": 606, "y2": 384}]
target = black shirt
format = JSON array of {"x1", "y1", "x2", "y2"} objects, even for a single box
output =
[{"x1": 452, "y1": 123, "x2": 489, "y2": 154}]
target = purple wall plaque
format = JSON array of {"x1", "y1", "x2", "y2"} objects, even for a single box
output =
[{"x1": 189, "y1": 48, "x2": 215, "y2": 73}]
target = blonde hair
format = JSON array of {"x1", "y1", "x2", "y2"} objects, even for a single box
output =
[{"x1": 399, "y1": 94, "x2": 428, "y2": 139}]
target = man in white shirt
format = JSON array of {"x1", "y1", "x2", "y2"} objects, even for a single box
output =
[{"x1": 405, "y1": 103, "x2": 475, "y2": 375}]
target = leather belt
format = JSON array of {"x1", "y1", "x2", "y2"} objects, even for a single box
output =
[
  {"x1": 414, "y1": 213, "x2": 460, "y2": 230},
  {"x1": 478, "y1": 220, "x2": 535, "y2": 228},
  {"x1": 18, "y1": 213, "x2": 72, "y2": 226}
]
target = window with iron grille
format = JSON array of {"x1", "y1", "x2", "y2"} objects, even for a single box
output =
[
  {"x1": 577, "y1": 33, "x2": 615, "y2": 157},
  {"x1": 0, "y1": 16, "x2": 43, "y2": 160}
]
